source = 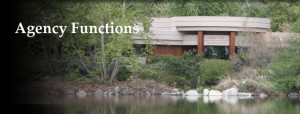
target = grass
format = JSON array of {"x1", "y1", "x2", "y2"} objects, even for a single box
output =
[
  {"x1": 214, "y1": 74, "x2": 277, "y2": 95},
  {"x1": 214, "y1": 75, "x2": 240, "y2": 91}
]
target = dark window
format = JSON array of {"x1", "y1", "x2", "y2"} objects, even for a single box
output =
[{"x1": 204, "y1": 46, "x2": 229, "y2": 60}]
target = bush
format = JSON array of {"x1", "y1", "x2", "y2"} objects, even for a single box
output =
[
  {"x1": 116, "y1": 67, "x2": 132, "y2": 81},
  {"x1": 142, "y1": 49, "x2": 202, "y2": 88},
  {"x1": 214, "y1": 75, "x2": 240, "y2": 90},
  {"x1": 272, "y1": 75, "x2": 300, "y2": 91},
  {"x1": 268, "y1": 38, "x2": 300, "y2": 91},
  {"x1": 199, "y1": 59, "x2": 233, "y2": 86},
  {"x1": 64, "y1": 67, "x2": 84, "y2": 81},
  {"x1": 239, "y1": 78, "x2": 276, "y2": 94}
]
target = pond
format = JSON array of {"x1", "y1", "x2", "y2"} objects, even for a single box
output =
[{"x1": 17, "y1": 95, "x2": 299, "y2": 114}]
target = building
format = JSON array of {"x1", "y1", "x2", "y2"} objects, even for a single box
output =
[{"x1": 133, "y1": 16, "x2": 271, "y2": 59}]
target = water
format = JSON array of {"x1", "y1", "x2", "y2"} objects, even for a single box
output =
[{"x1": 18, "y1": 95, "x2": 300, "y2": 114}]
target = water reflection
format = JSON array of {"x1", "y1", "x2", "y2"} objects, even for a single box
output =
[
  {"x1": 185, "y1": 96, "x2": 200, "y2": 103},
  {"x1": 21, "y1": 95, "x2": 300, "y2": 114}
]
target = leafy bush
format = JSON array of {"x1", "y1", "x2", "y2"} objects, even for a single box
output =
[
  {"x1": 138, "y1": 62, "x2": 192, "y2": 88},
  {"x1": 272, "y1": 75, "x2": 300, "y2": 92},
  {"x1": 143, "y1": 49, "x2": 202, "y2": 88},
  {"x1": 116, "y1": 67, "x2": 132, "y2": 81},
  {"x1": 199, "y1": 59, "x2": 233, "y2": 86},
  {"x1": 239, "y1": 79, "x2": 276, "y2": 94},
  {"x1": 268, "y1": 38, "x2": 300, "y2": 91},
  {"x1": 64, "y1": 66, "x2": 85, "y2": 81},
  {"x1": 214, "y1": 75, "x2": 240, "y2": 91}
]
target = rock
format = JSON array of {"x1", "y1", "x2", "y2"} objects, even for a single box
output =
[
  {"x1": 288, "y1": 92, "x2": 300, "y2": 97},
  {"x1": 161, "y1": 92, "x2": 170, "y2": 95},
  {"x1": 169, "y1": 92, "x2": 183, "y2": 96},
  {"x1": 172, "y1": 88, "x2": 179, "y2": 93},
  {"x1": 176, "y1": 92, "x2": 183, "y2": 96},
  {"x1": 94, "y1": 88, "x2": 104, "y2": 96},
  {"x1": 222, "y1": 87, "x2": 238, "y2": 96},
  {"x1": 185, "y1": 90, "x2": 201, "y2": 96},
  {"x1": 209, "y1": 90, "x2": 222, "y2": 96},
  {"x1": 203, "y1": 89, "x2": 210, "y2": 96},
  {"x1": 76, "y1": 90, "x2": 87, "y2": 98},
  {"x1": 114, "y1": 86, "x2": 120, "y2": 93},
  {"x1": 238, "y1": 95, "x2": 254, "y2": 99},
  {"x1": 238, "y1": 92, "x2": 254, "y2": 97},
  {"x1": 62, "y1": 88, "x2": 75, "y2": 95},
  {"x1": 121, "y1": 90, "x2": 128, "y2": 95},
  {"x1": 242, "y1": 80, "x2": 246, "y2": 84},
  {"x1": 145, "y1": 91, "x2": 151, "y2": 95},
  {"x1": 109, "y1": 91, "x2": 115, "y2": 95},
  {"x1": 259, "y1": 93, "x2": 268, "y2": 98}
]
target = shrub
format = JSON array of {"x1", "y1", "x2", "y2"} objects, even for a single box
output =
[
  {"x1": 199, "y1": 59, "x2": 234, "y2": 86},
  {"x1": 143, "y1": 49, "x2": 202, "y2": 88},
  {"x1": 116, "y1": 67, "x2": 132, "y2": 81},
  {"x1": 272, "y1": 75, "x2": 300, "y2": 92},
  {"x1": 239, "y1": 78, "x2": 276, "y2": 94},
  {"x1": 268, "y1": 38, "x2": 300, "y2": 91},
  {"x1": 64, "y1": 67, "x2": 84, "y2": 81},
  {"x1": 197, "y1": 85, "x2": 206, "y2": 93},
  {"x1": 214, "y1": 75, "x2": 240, "y2": 90}
]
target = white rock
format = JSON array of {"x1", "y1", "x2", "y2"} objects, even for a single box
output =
[
  {"x1": 259, "y1": 93, "x2": 268, "y2": 98},
  {"x1": 94, "y1": 88, "x2": 104, "y2": 96},
  {"x1": 238, "y1": 95, "x2": 254, "y2": 99},
  {"x1": 203, "y1": 89, "x2": 210, "y2": 96},
  {"x1": 222, "y1": 87, "x2": 238, "y2": 96},
  {"x1": 242, "y1": 80, "x2": 246, "y2": 84},
  {"x1": 76, "y1": 90, "x2": 87, "y2": 98},
  {"x1": 161, "y1": 92, "x2": 170, "y2": 95},
  {"x1": 185, "y1": 90, "x2": 201, "y2": 96},
  {"x1": 172, "y1": 88, "x2": 179, "y2": 93},
  {"x1": 209, "y1": 90, "x2": 222, "y2": 96},
  {"x1": 238, "y1": 92, "x2": 253, "y2": 97}
]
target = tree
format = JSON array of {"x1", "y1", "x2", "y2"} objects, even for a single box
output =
[
  {"x1": 61, "y1": 1, "x2": 152, "y2": 83},
  {"x1": 268, "y1": 27, "x2": 300, "y2": 90}
]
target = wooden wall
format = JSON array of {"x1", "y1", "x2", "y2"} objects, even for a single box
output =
[{"x1": 151, "y1": 45, "x2": 184, "y2": 56}]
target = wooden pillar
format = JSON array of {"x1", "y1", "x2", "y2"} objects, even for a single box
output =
[
  {"x1": 229, "y1": 31, "x2": 236, "y2": 59},
  {"x1": 198, "y1": 31, "x2": 204, "y2": 56}
]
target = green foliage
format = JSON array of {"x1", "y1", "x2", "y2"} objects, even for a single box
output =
[
  {"x1": 240, "y1": 79, "x2": 276, "y2": 94},
  {"x1": 291, "y1": 19, "x2": 300, "y2": 33},
  {"x1": 273, "y1": 75, "x2": 300, "y2": 91},
  {"x1": 214, "y1": 75, "x2": 240, "y2": 91},
  {"x1": 268, "y1": 37, "x2": 300, "y2": 90},
  {"x1": 142, "y1": 50, "x2": 202, "y2": 88},
  {"x1": 116, "y1": 67, "x2": 132, "y2": 81},
  {"x1": 57, "y1": 2, "x2": 154, "y2": 82},
  {"x1": 200, "y1": 59, "x2": 234, "y2": 86},
  {"x1": 197, "y1": 85, "x2": 205, "y2": 93},
  {"x1": 64, "y1": 66, "x2": 85, "y2": 81},
  {"x1": 138, "y1": 60, "x2": 192, "y2": 88}
]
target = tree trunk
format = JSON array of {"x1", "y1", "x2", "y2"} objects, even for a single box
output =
[
  {"x1": 109, "y1": 61, "x2": 120, "y2": 83},
  {"x1": 101, "y1": 21, "x2": 108, "y2": 79}
]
